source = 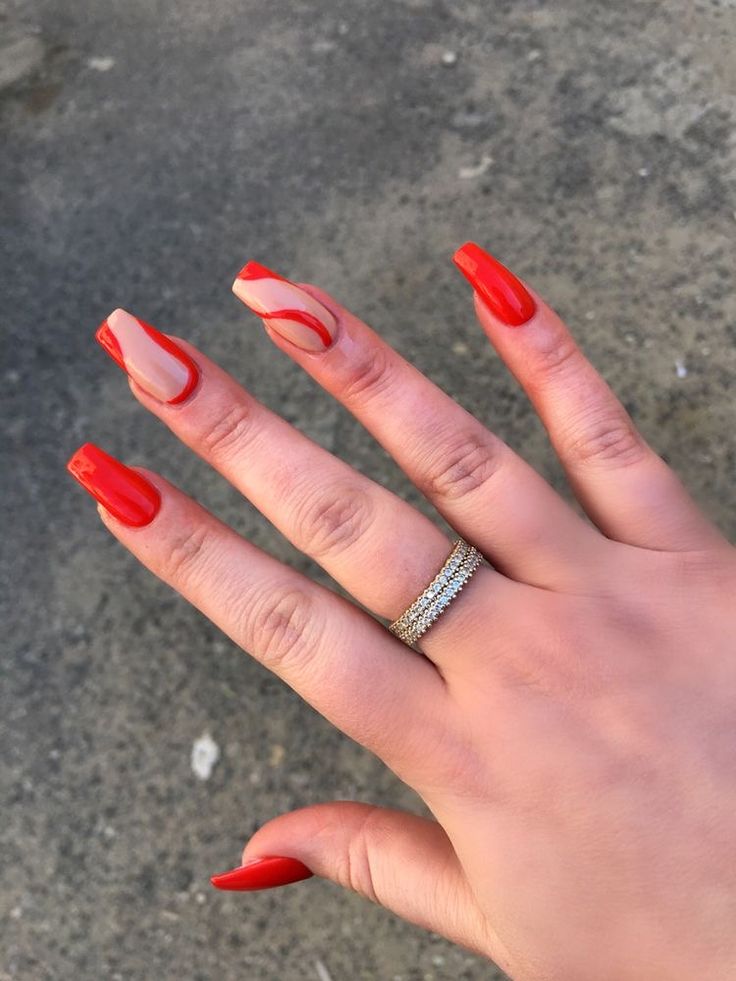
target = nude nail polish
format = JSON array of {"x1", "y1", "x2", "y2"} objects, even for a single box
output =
[
  {"x1": 67, "y1": 443, "x2": 160, "y2": 527},
  {"x1": 96, "y1": 309, "x2": 199, "y2": 404},
  {"x1": 232, "y1": 261, "x2": 337, "y2": 352},
  {"x1": 210, "y1": 856, "x2": 313, "y2": 891},
  {"x1": 453, "y1": 242, "x2": 536, "y2": 327}
]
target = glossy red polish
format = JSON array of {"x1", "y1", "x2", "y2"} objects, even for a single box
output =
[
  {"x1": 67, "y1": 443, "x2": 160, "y2": 527},
  {"x1": 96, "y1": 309, "x2": 199, "y2": 404},
  {"x1": 210, "y1": 856, "x2": 313, "y2": 892},
  {"x1": 453, "y1": 242, "x2": 536, "y2": 327}
]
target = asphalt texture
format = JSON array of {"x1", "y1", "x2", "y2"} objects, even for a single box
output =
[{"x1": 1, "y1": 1, "x2": 735, "y2": 979}]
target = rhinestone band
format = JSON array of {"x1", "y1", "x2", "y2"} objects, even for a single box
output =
[{"x1": 389, "y1": 539, "x2": 484, "y2": 647}]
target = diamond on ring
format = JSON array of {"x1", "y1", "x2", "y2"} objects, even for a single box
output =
[{"x1": 389, "y1": 539, "x2": 484, "y2": 647}]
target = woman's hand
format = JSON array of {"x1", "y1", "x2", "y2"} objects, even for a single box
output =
[{"x1": 68, "y1": 244, "x2": 736, "y2": 980}]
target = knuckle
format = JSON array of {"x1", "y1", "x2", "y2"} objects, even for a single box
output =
[
  {"x1": 422, "y1": 430, "x2": 500, "y2": 502},
  {"x1": 161, "y1": 524, "x2": 212, "y2": 582},
  {"x1": 247, "y1": 585, "x2": 318, "y2": 676},
  {"x1": 199, "y1": 401, "x2": 254, "y2": 459},
  {"x1": 339, "y1": 809, "x2": 384, "y2": 905},
  {"x1": 563, "y1": 409, "x2": 646, "y2": 469},
  {"x1": 337, "y1": 344, "x2": 394, "y2": 407},
  {"x1": 295, "y1": 484, "x2": 375, "y2": 559},
  {"x1": 530, "y1": 333, "x2": 581, "y2": 383}
]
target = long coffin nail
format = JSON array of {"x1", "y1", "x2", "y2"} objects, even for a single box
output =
[
  {"x1": 210, "y1": 856, "x2": 313, "y2": 892},
  {"x1": 453, "y1": 242, "x2": 536, "y2": 327},
  {"x1": 96, "y1": 309, "x2": 199, "y2": 404},
  {"x1": 232, "y1": 261, "x2": 337, "y2": 352},
  {"x1": 67, "y1": 443, "x2": 160, "y2": 527}
]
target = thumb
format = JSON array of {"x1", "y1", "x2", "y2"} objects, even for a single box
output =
[{"x1": 211, "y1": 801, "x2": 482, "y2": 947}]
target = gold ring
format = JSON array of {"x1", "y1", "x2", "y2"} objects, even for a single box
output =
[{"x1": 389, "y1": 539, "x2": 484, "y2": 648}]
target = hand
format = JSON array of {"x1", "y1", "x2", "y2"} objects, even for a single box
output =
[{"x1": 68, "y1": 244, "x2": 736, "y2": 980}]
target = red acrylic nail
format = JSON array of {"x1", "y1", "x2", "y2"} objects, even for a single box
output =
[
  {"x1": 210, "y1": 856, "x2": 313, "y2": 892},
  {"x1": 453, "y1": 242, "x2": 536, "y2": 326},
  {"x1": 67, "y1": 443, "x2": 160, "y2": 527}
]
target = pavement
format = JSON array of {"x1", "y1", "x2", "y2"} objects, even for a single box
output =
[{"x1": 1, "y1": 0, "x2": 735, "y2": 978}]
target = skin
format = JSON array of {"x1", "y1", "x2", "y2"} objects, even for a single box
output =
[{"x1": 95, "y1": 275, "x2": 735, "y2": 980}]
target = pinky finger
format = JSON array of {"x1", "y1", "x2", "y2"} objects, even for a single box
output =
[{"x1": 454, "y1": 243, "x2": 727, "y2": 552}]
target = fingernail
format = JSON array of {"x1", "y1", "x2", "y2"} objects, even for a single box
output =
[
  {"x1": 96, "y1": 309, "x2": 199, "y2": 404},
  {"x1": 453, "y1": 242, "x2": 536, "y2": 327},
  {"x1": 210, "y1": 856, "x2": 313, "y2": 892},
  {"x1": 232, "y1": 261, "x2": 336, "y2": 352},
  {"x1": 66, "y1": 443, "x2": 160, "y2": 527}
]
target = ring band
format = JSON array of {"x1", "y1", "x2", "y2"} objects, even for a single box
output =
[{"x1": 389, "y1": 539, "x2": 484, "y2": 648}]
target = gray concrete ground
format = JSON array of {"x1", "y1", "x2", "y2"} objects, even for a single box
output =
[{"x1": 2, "y1": 0, "x2": 735, "y2": 978}]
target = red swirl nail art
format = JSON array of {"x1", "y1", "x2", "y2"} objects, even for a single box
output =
[{"x1": 232, "y1": 261, "x2": 337, "y2": 352}]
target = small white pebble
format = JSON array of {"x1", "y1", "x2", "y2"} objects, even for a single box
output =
[
  {"x1": 312, "y1": 39, "x2": 337, "y2": 54},
  {"x1": 441, "y1": 50, "x2": 457, "y2": 66},
  {"x1": 195, "y1": 892, "x2": 206, "y2": 905},
  {"x1": 638, "y1": 167, "x2": 650, "y2": 177},
  {"x1": 88, "y1": 56, "x2": 115, "y2": 72},
  {"x1": 675, "y1": 358, "x2": 688, "y2": 379},
  {"x1": 584, "y1": 310, "x2": 596, "y2": 321},
  {"x1": 191, "y1": 733, "x2": 220, "y2": 781},
  {"x1": 315, "y1": 959, "x2": 333, "y2": 981},
  {"x1": 458, "y1": 155, "x2": 493, "y2": 179},
  {"x1": 527, "y1": 49, "x2": 542, "y2": 61},
  {"x1": 452, "y1": 340, "x2": 469, "y2": 355},
  {"x1": 10, "y1": 906, "x2": 22, "y2": 919}
]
